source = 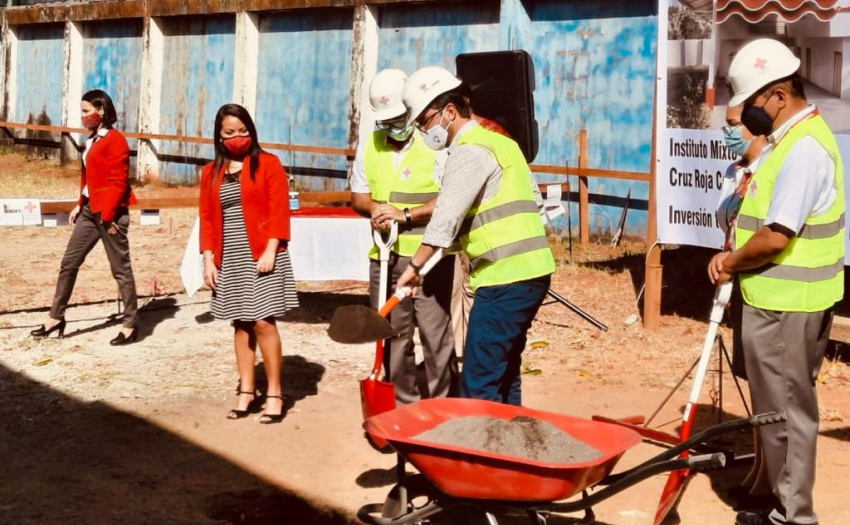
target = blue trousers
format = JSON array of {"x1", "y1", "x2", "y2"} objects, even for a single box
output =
[{"x1": 460, "y1": 275, "x2": 551, "y2": 405}]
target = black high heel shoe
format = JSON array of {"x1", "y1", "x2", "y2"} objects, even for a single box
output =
[
  {"x1": 31, "y1": 319, "x2": 66, "y2": 339},
  {"x1": 228, "y1": 390, "x2": 262, "y2": 419},
  {"x1": 259, "y1": 395, "x2": 286, "y2": 425},
  {"x1": 109, "y1": 329, "x2": 137, "y2": 346}
]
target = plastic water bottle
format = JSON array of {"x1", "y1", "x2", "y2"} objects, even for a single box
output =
[{"x1": 289, "y1": 191, "x2": 300, "y2": 211}]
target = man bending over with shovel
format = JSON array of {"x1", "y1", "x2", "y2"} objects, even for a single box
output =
[
  {"x1": 351, "y1": 69, "x2": 459, "y2": 407},
  {"x1": 396, "y1": 66, "x2": 555, "y2": 406}
]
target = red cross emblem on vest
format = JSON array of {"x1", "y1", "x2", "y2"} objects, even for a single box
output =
[
  {"x1": 754, "y1": 57, "x2": 767, "y2": 70},
  {"x1": 379, "y1": 96, "x2": 389, "y2": 106},
  {"x1": 401, "y1": 167, "x2": 411, "y2": 180}
]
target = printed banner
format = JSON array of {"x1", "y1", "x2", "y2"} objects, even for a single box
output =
[
  {"x1": 656, "y1": 1, "x2": 850, "y2": 263},
  {"x1": 0, "y1": 199, "x2": 41, "y2": 226}
]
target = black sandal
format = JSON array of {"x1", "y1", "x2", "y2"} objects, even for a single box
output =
[
  {"x1": 259, "y1": 395, "x2": 286, "y2": 425},
  {"x1": 227, "y1": 390, "x2": 261, "y2": 419}
]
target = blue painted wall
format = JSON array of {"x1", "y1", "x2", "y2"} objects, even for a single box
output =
[
  {"x1": 82, "y1": 19, "x2": 143, "y2": 170},
  {"x1": 377, "y1": 2, "x2": 500, "y2": 72},
  {"x1": 159, "y1": 16, "x2": 236, "y2": 184},
  {"x1": 256, "y1": 9, "x2": 354, "y2": 191},
  {"x1": 511, "y1": 0, "x2": 657, "y2": 235},
  {"x1": 82, "y1": 20, "x2": 143, "y2": 133},
  {"x1": 15, "y1": 24, "x2": 64, "y2": 130}
]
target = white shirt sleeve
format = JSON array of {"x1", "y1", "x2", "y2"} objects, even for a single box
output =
[
  {"x1": 350, "y1": 140, "x2": 371, "y2": 194},
  {"x1": 765, "y1": 136, "x2": 836, "y2": 233}
]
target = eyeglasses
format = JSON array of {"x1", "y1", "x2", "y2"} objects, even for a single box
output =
[
  {"x1": 414, "y1": 107, "x2": 445, "y2": 132},
  {"x1": 376, "y1": 116, "x2": 407, "y2": 131}
]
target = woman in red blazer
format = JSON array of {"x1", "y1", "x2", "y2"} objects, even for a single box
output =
[
  {"x1": 199, "y1": 103, "x2": 299, "y2": 424},
  {"x1": 31, "y1": 89, "x2": 139, "y2": 346}
]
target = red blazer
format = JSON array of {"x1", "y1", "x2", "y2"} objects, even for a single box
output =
[
  {"x1": 199, "y1": 152, "x2": 291, "y2": 267},
  {"x1": 79, "y1": 128, "x2": 137, "y2": 222}
]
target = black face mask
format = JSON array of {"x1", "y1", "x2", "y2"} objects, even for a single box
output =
[{"x1": 741, "y1": 98, "x2": 774, "y2": 137}]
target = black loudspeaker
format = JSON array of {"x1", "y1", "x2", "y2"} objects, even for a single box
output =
[{"x1": 456, "y1": 50, "x2": 539, "y2": 163}]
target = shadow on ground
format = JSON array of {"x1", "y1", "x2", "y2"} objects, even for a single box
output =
[
  {"x1": 283, "y1": 292, "x2": 369, "y2": 325},
  {"x1": 0, "y1": 362, "x2": 355, "y2": 525},
  {"x1": 582, "y1": 245, "x2": 718, "y2": 322}
]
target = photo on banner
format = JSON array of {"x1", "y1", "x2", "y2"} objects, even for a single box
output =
[{"x1": 655, "y1": 0, "x2": 850, "y2": 262}]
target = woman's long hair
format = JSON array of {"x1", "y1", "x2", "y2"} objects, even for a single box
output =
[
  {"x1": 82, "y1": 89, "x2": 118, "y2": 129},
  {"x1": 210, "y1": 103, "x2": 263, "y2": 184}
]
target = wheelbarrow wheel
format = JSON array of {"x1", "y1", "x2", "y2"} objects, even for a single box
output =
[{"x1": 381, "y1": 474, "x2": 495, "y2": 525}]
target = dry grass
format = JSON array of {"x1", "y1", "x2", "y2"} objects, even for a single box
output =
[{"x1": 0, "y1": 150, "x2": 79, "y2": 198}]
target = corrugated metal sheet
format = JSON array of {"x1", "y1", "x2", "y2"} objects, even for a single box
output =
[
  {"x1": 377, "y1": 2, "x2": 500, "y2": 72},
  {"x1": 14, "y1": 23, "x2": 64, "y2": 132},
  {"x1": 82, "y1": 19, "x2": 143, "y2": 139},
  {"x1": 256, "y1": 8, "x2": 354, "y2": 192},
  {"x1": 529, "y1": 0, "x2": 657, "y2": 228},
  {"x1": 158, "y1": 15, "x2": 236, "y2": 184}
]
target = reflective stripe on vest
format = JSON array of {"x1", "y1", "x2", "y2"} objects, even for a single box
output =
[
  {"x1": 734, "y1": 114, "x2": 845, "y2": 312},
  {"x1": 456, "y1": 125, "x2": 555, "y2": 289},
  {"x1": 736, "y1": 214, "x2": 845, "y2": 240},
  {"x1": 365, "y1": 131, "x2": 440, "y2": 258}
]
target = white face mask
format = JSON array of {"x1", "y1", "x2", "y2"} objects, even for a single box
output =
[{"x1": 420, "y1": 111, "x2": 449, "y2": 151}]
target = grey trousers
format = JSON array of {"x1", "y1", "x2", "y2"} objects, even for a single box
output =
[
  {"x1": 741, "y1": 303, "x2": 832, "y2": 525},
  {"x1": 50, "y1": 204, "x2": 138, "y2": 328},
  {"x1": 451, "y1": 250, "x2": 474, "y2": 357},
  {"x1": 369, "y1": 253, "x2": 458, "y2": 406}
]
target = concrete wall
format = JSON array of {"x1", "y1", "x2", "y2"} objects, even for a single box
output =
[{"x1": 1, "y1": 0, "x2": 660, "y2": 235}]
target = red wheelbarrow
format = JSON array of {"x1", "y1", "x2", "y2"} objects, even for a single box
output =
[{"x1": 357, "y1": 398, "x2": 783, "y2": 525}]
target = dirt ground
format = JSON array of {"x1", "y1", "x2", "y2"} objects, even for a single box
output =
[{"x1": 0, "y1": 153, "x2": 848, "y2": 525}]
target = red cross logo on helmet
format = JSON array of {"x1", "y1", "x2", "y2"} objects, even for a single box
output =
[
  {"x1": 419, "y1": 84, "x2": 429, "y2": 92},
  {"x1": 754, "y1": 57, "x2": 767, "y2": 70}
]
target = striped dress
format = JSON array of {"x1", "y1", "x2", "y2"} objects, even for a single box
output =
[{"x1": 211, "y1": 174, "x2": 299, "y2": 321}]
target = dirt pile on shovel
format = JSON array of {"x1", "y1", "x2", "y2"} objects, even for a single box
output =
[{"x1": 414, "y1": 415, "x2": 603, "y2": 464}]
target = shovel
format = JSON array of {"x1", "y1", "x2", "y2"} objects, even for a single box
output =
[
  {"x1": 327, "y1": 249, "x2": 444, "y2": 427},
  {"x1": 328, "y1": 248, "x2": 444, "y2": 345},
  {"x1": 654, "y1": 281, "x2": 733, "y2": 525},
  {"x1": 358, "y1": 221, "x2": 398, "y2": 425}
]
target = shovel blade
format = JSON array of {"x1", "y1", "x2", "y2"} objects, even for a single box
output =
[
  {"x1": 328, "y1": 305, "x2": 398, "y2": 344},
  {"x1": 360, "y1": 378, "x2": 396, "y2": 448}
]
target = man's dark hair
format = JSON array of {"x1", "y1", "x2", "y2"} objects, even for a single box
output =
[
  {"x1": 752, "y1": 73, "x2": 806, "y2": 104},
  {"x1": 427, "y1": 87, "x2": 472, "y2": 119},
  {"x1": 82, "y1": 89, "x2": 118, "y2": 128}
]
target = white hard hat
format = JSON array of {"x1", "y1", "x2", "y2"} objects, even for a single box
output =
[
  {"x1": 402, "y1": 66, "x2": 462, "y2": 126},
  {"x1": 369, "y1": 69, "x2": 408, "y2": 122},
  {"x1": 728, "y1": 38, "x2": 801, "y2": 107}
]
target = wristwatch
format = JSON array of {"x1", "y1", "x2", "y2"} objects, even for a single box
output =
[
  {"x1": 408, "y1": 258, "x2": 423, "y2": 274},
  {"x1": 403, "y1": 207, "x2": 412, "y2": 225}
]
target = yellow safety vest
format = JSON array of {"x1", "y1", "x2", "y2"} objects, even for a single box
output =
[
  {"x1": 735, "y1": 114, "x2": 845, "y2": 312},
  {"x1": 456, "y1": 126, "x2": 556, "y2": 290},
  {"x1": 365, "y1": 131, "x2": 440, "y2": 258}
]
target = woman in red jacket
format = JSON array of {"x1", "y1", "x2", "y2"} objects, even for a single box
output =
[
  {"x1": 199, "y1": 103, "x2": 298, "y2": 424},
  {"x1": 31, "y1": 89, "x2": 139, "y2": 345}
]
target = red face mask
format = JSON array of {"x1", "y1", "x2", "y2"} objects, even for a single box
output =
[
  {"x1": 222, "y1": 135, "x2": 253, "y2": 157},
  {"x1": 82, "y1": 112, "x2": 102, "y2": 131}
]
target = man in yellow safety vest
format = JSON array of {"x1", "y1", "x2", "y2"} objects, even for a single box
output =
[
  {"x1": 397, "y1": 66, "x2": 555, "y2": 406},
  {"x1": 708, "y1": 38, "x2": 844, "y2": 525},
  {"x1": 351, "y1": 69, "x2": 458, "y2": 406}
]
